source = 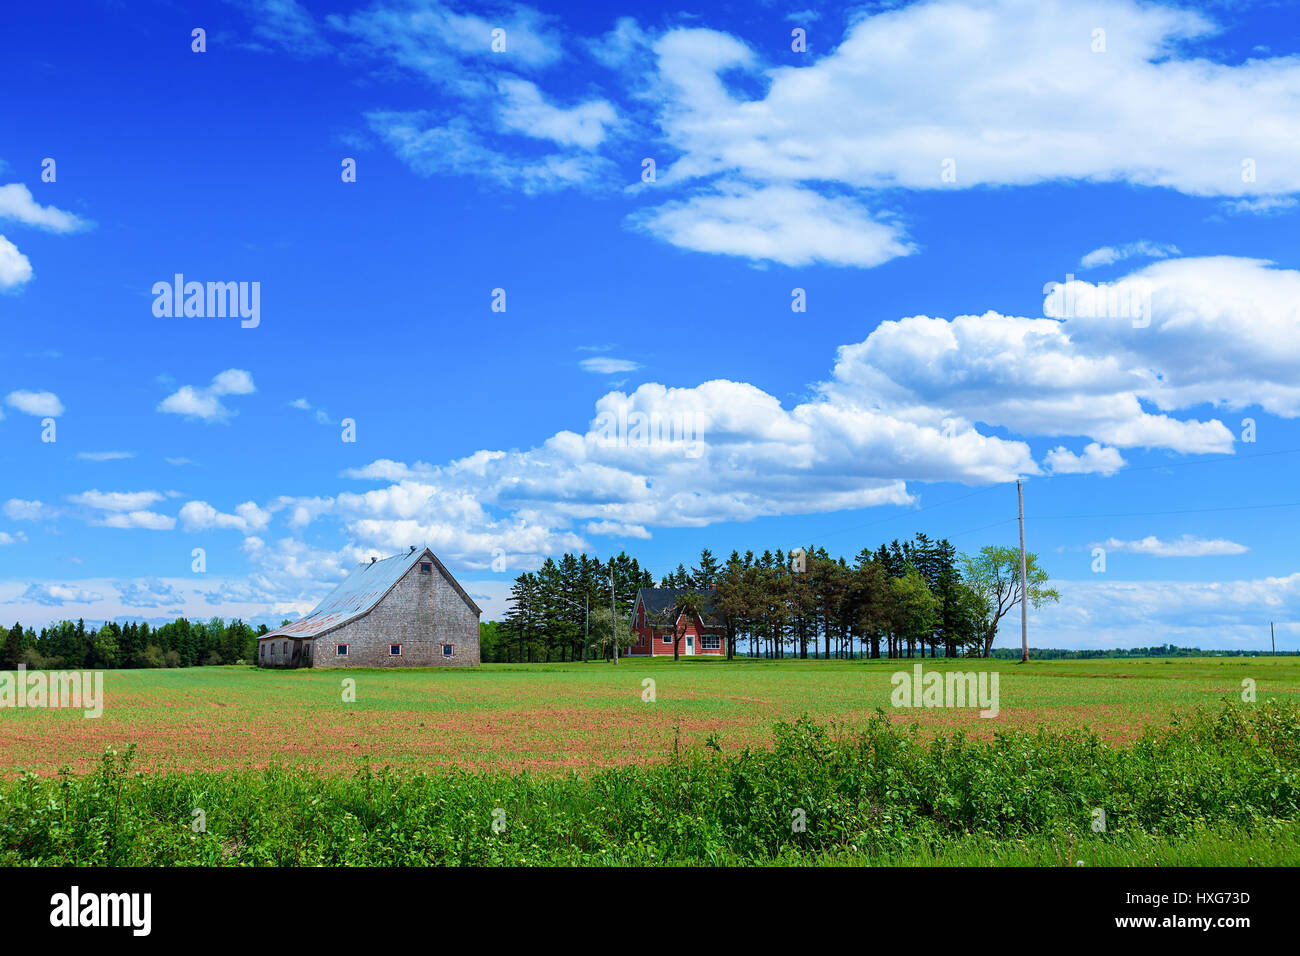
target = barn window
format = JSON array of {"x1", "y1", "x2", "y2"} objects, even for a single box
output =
[
  {"x1": 420, "y1": 562, "x2": 432, "y2": 574},
  {"x1": 336, "y1": 644, "x2": 349, "y2": 656},
  {"x1": 442, "y1": 644, "x2": 453, "y2": 658},
  {"x1": 389, "y1": 644, "x2": 402, "y2": 656},
  {"x1": 661, "y1": 633, "x2": 671, "y2": 644},
  {"x1": 701, "y1": 635, "x2": 721, "y2": 650},
  {"x1": 282, "y1": 642, "x2": 289, "y2": 656}
]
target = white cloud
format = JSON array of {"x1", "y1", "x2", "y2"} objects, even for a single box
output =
[
  {"x1": 0, "y1": 235, "x2": 32, "y2": 289},
  {"x1": 5, "y1": 390, "x2": 64, "y2": 417},
  {"x1": 17, "y1": 583, "x2": 104, "y2": 606},
  {"x1": 192, "y1": 254, "x2": 1300, "y2": 576},
  {"x1": 0, "y1": 183, "x2": 88, "y2": 233},
  {"x1": 76, "y1": 450, "x2": 135, "y2": 461},
  {"x1": 646, "y1": 1, "x2": 1300, "y2": 197},
  {"x1": 1033, "y1": 572, "x2": 1300, "y2": 647},
  {"x1": 1220, "y1": 196, "x2": 1297, "y2": 216},
  {"x1": 1043, "y1": 443, "x2": 1126, "y2": 476},
  {"x1": 631, "y1": 181, "x2": 913, "y2": 268},
  {"x1": 96, "y1": 511, "x2": 176, "y2": 531},
  {"x1": 0, "y1": 531, "x2": 26, "y2": 546},
  {"x1": 179, "y1": 500, "x2": 273, "y2": 533},
  {"x1": 368, "y1": 112, "x2": 615, "y2": 194},
  {"x1": 580, "y1": 357, "x2": 641, "y2": 374},
  {"x1": 117, "y1": 577, "x2": 186, "y2": 608},
  {"x1": 1080, "y1": 241, "x2": 1179, "y2": 269},
  {"x1": 496, "y1": 79, "x2": 618, "y2": 149},
  {"x1": 288, "y1": 397, "x2": 333, "y2": 425},
  {"x1": 3, "y1": 499, "x2": 45, "y2": 521},
  {"x1": 68, "y1": 490, "x2": 164, "y2": 511},
  {"x1": 1097, "y1": 535, "x2": 1249, "y2": 558},
  {"x1": 157, "y1": 368, "x2": 256, "y2": 422}
]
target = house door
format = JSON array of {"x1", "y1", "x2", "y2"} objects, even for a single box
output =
[{"x1": 686, "y1": 635, "x2": 695, "y2": 656}]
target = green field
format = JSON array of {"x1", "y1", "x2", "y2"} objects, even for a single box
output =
[
  {"x1": 3, "y1": 658, "x2": 1296, "y2": 866},
  {"x1": 2, "y1": 657, "x2": 1296, "y2": 775}
]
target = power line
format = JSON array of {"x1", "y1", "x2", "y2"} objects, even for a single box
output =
[
  {"x1": 1034, "y1": 499, "x2": 1300, "y2": 520},
  {"x1": 1029, "y1": 445, "x2": 1300, "y2": 483}
]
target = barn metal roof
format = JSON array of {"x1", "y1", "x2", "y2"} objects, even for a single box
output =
[{"x1": 260, "y1": 548, "x2": 480, "y2": 640}]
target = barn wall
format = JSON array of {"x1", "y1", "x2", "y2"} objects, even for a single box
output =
[{"x1": 310, "y1": 560, "x2": 480, "y2": 668}]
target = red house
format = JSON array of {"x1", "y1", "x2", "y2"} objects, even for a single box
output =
[{"x1": 627, "y1": 587, "x2": 727, "y2": 657}]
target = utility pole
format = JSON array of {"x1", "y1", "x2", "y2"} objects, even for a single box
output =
[
  {"x1": 610, "y1": 561, "x2": 618, "y2": 665},
  {"x1": 583, "y1": 594, "x2": 588, "y2": 663},
  {"x1": 1017, "y1": 479, "x2": 1029, "y2": 663},
  {"x1": 1271, "y1": 621, "x2": 1276, "y2": 656}
]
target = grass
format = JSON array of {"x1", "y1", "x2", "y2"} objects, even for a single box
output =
[
  {"x1": 1, "y1": 656, "x2": 1296, "y2": 775},
  {"x1": 2, "y1": 699, "x2": 1296, "y2": 866}
]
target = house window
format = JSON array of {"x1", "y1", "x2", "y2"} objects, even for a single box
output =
[
  {"x1": 389, "y1": 644, "x2": 402, "y2": 656},
  {"x1": 442, "y1": 644, "x2": 453, "y2": 658},
  {"x1": 661, "y1": 633, "x2": 671, "y2": 644},
  {"x1": 420, "y1": 562, "x2": 432, "y2": 573},
  {"x1": 336, "y1": 644, "x2": 349, "y2": 656},
  {"x1": 701, "y1": 635, "x2": 721, "y2": 650}
]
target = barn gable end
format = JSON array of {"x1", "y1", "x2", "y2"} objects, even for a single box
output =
[{"x1": 258, "y1": 548, "x2": 481, "y2": 668}]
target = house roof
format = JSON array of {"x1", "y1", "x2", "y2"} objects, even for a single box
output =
[
  {"x1": 634, "y1": 587, "x2": 725, "y2": 627},
  {"x1": 261, "y1": 548, "x2": 480, "y2": 641}
]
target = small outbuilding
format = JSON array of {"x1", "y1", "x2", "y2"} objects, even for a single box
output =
[{"x1": 257, "y1": 547, "x2": 481, "y2": 668}]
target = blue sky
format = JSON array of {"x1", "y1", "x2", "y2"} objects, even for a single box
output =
[{"x1": 1, "y1": 0, "x2": 1298, "y2": 649}]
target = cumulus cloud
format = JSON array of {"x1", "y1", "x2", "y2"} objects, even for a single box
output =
[
  {"x1": 5, "y1": 390, "x2": 64, "y2": 417},
  {"x1": 157, "y1": 369, "x2": 256, "y2": 422},
  {"x1": 181, "y1": 254, "x2": 1299, "y2": 579},
  {"x1": 68, "y1": 490, "x2": 164, "y2": 511},
  {"x1": 0, "y1": 235, "x2": 32, "y2": 290},
  {"x1": 0, "y1": 183, "x2": 90, "y2": 290},
  {"x1": 117, "y1": 577, "x2": 186, "y2": 607},
  {"x1": 496, "y1": 78, "x2": 618, "y2": 149},
  {"x1": 1043, "y1": 443, "x2": 1126, "y2": 476},
  {"x1": 179, "y1": 500, "x2": 273, "y2": 533},
  {"x1": 0, "y1": 183, "x2": 88, "y2": 233},
  {"x1": 66, "y1": 490, "x2": 174, "y2": 530},
  {"x1": 3, "y1": 499, "x2": 45, "y2": 521},
  {"x1": 17, "y1": 583, "x2": 104, "y2": 607},
  {"x1": 238, "y1": 0, "x2": 1300, "y2": 269},
  {"x1": 0, "y1": 531, "x2": 26, "y2": 546},
  {"x1": 631, "y1": 181, "x2": 914, "y2": 268},
  {"x1": 1096, "y1": 535, "x2": 1250, "y2": 558}
]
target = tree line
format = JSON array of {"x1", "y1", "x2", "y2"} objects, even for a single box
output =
[
  {"x1": 1, "y1": 618, "x2": 267, "y2": 670},
  {"x1": 496, "y1": 535, "x2": 1059, "y2": 662}
]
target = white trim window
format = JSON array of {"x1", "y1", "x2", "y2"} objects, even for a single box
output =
[
  {"x1": 661, "y1": 633, "x2": 671, "y2": 644},
  {"x1": 336, "y1": 644, "x2": 349, "y2": 656},
  {"x1": 442, "y1": 644, "x2": 453, "y2": 658},
  {"x1": 701, "y1": 634, "x2": 721, "y2": 650},
  {"x1": 389, "y1": 644, "x2": 402, "y2": 656}
]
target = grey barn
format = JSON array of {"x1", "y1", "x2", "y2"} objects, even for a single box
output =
[{"x1": 257, "y1": 547, "x2": 481, "y2": 668}]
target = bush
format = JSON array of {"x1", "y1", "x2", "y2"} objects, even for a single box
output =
[{"x1": 1, "y1": 699, "x2": 1296, "y2": 866}]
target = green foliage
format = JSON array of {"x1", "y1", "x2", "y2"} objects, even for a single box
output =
[
  {"x1": 3, "y1": 699, "x2": 1295, "y2": 866},
  {"x1": 7, "y1": 617, "x2": 259, "y2": 671}
]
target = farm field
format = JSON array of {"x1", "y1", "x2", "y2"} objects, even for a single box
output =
[{"x1": 2, "y1": 657, "x2": 1297, "y2": 776}]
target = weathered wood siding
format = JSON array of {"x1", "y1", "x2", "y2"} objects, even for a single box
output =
[{"x1": 259, "y1": 557, "x2": 480, "y2": 668}]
